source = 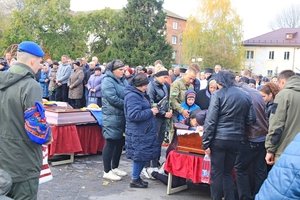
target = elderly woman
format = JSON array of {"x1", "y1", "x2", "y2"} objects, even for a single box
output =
[
  {"x1": 68, "y1": 61, "x2": 84, "y2": 108},
  {"x1": 203, "y1": 70, "x2": 255, "y2": 200},
  {"x1": 124, "y1": 73, "x2": 159, "y2": 188},
  {"x1": 195, "y1": 79, "x2": 218, "y2": 110},
  {"x1": 101, "y1": 60, "x2": 128, "y2": 181}
]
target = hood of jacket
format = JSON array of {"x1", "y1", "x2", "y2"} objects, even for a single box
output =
[
  {"x1": 285, "y1": 75, "x2": 300, "y2": 91},
  {"x1": 0, "y1": 63, "x2": 35, "y2": 90}
]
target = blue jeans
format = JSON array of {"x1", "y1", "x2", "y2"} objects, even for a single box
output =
[
  {"x1": 132, "y1": 161, "x2": 146, "y2": 180},
  {"x1": 235, "y1": 141, "x2": 267, "y2": 200}
]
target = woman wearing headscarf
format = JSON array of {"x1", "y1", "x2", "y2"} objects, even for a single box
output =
[
  {"x1": 101, "y1": 60, "x2": 128, "y2": 181},
  {"x1": 124, "y1": 73, "x2": 159, "y2": 188},
  {"x1": 195, "y1": 79, "x2": 218, "y2": 110},
  {"x1": 202, "y1": 70, "x2": 256, "y2": 200}
]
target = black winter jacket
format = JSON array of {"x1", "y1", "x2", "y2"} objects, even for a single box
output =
[
  {"x1": 203, "y1": 86, "x2": 256, "y2": 149},
  {"x1": 147, "y1": 79, "x2": 169, "y2": 118}
]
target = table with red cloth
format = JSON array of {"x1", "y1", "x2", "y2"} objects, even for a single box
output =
[
  {"x1": 164, "y1": 150, "x2": 208, "y2": 194},
  {"x1": 48, "y1": 124, "x2": 104, "y2": 165}
]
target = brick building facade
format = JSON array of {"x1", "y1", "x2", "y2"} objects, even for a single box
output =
[{"x1": 165, "y1": 10, "x2": 187, "y2": 66}]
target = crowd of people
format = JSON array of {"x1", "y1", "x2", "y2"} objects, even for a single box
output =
[{"x1": 1, "y1": 40, "x2": 300, "y2": 200}]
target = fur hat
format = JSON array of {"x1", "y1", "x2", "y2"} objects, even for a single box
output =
[
  {"x1": 18, "y1": 41, "x2": 44, "y2": 57},
  {"x1": 154, "y1": 64, "x2": 168, "y2": 77},
  {"x1": 0, "y1": 169, "x2": 12, "y2": 195},
  {"x1": 132, "y1": 73, "x2": 149, "y2": 87}
]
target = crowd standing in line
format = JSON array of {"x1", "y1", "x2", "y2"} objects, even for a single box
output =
[{"x1": 1, "y1": 40, "x2": 300, "y2": 199}]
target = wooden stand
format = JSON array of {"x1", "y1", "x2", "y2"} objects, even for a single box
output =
[
  {"x1": 50, "y1": 154, "x2": 74, "y2": 166},
  {"x1": 167, "y1": 173, "x2": 188, "y2": 195}
]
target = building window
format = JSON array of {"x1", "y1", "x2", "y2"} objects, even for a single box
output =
[
  {"x1": 172, "y1": 36, "x2": 177, "y2": 45},
  {"x1": 246, "y1": 50, "x2": 254, "y2": 59},
  {"x1": 284, "y1": 51, "x2": 290, "y2": 60},
  {"x1": 269, "y1": 51, "x2": 274, "y2": 60},
  {"x1": 267, "y1": 70, "x2": 273, "y2": 77},
  {"x1": 172, "y1": 51, "x2": 176, "y2": 60},
  {"x1": 172, "y1": 21, "x2": 178, "y2": 30}
]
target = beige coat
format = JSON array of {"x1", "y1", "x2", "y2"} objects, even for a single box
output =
[{"x1": 68, "y1": 67, "x2": 84, "y2": 99}]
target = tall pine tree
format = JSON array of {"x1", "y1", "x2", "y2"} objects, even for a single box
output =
[{"x1": 111, "y1": 0, "x2": 172, "y2": 67}]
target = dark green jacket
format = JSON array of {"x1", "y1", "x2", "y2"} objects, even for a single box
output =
[
  {"x1": 101, "y1": 70, "x2": 128, "y2": 140},
  {"x1": 266, "y1": 75, "x2": 300, "y2": 160},
  {"x1": 0, "y1": 63, "x2": 43, "y2": 182}
]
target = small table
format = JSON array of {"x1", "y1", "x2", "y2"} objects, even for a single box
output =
[
  {"x1": 164, "y1": 150, "x2": 208, "y2": 194},
  {"x1": 48, "y1": 124, "x2": 104, "y2": 165}
]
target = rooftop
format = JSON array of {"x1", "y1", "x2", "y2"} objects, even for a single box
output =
[
  {"x1": 243, "y1": 28, "x2": 300, "y2": 47},
  {"x1": 164, "y1": 9, "x2": 187, "y2": 21}
]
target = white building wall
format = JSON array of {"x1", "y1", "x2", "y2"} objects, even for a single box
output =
[{"x1": 244, "y1": 46, "x2": 300, "y2": 76}]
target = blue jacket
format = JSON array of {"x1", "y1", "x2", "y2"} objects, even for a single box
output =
[
  {"x1": 101, "y1": 70, "x2": 127, "y2": 140},
  {"x1": 39, "y1": 71, "x2": 49, "y2": 98},
  {"x1": 255, "y1": 133, "x2": 300, "y2": 200},
  {"x1": 177, "y1": 102, "x2": 200, "y2": 122},
  {"x1": 124, "y1": 85, "x2": 160, "y2": 162}
]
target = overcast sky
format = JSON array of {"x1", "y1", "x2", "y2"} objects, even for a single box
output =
[{"x1": 70, "y1": 0, "x2": 299, "y2": 40}]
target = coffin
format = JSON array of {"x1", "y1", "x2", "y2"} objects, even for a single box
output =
[
  {"x1": 176, "y1": 128, "x2": 205, "y2": 155},
  {"x1": 45, "y1": 107, "x2": 97, "y2": 125}
]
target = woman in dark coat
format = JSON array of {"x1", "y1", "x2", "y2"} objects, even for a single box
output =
[
  {"x1": 124, "y1": 73, "x2": 159, "y2": 188},
  {"x1": 195, "y1": 79, "x2": 218, "y2": 109},
  {"x1": 101, "y1": 60, "x2": 128, "y2": 181}
]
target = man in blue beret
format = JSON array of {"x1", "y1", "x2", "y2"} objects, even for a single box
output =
[{"x1": 0, "y1": 41, "x2": 51, "y2": 200}]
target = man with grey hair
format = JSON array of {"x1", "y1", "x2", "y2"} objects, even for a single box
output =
[
  {"x1": 0, "y1": 41, "x2": 48, "y2": 199},
  {"x1": 214, "y1": 64, "x2": 222, "y2": 74},
  {"x1": 55, "y1": 55, "x2": 72, "y2": 102}
]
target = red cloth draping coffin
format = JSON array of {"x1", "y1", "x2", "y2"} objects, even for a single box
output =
[
  {"x1": 76, "y1": 125, "x2": 105, "y2": 154},
  {"x1": 164, "y1": 150, "x2": 205, "y2": 183},
  {"x1": 48, "y1": 125, "x2": 83, "y2": 157}
]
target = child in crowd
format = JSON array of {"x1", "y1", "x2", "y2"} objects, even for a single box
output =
[
  {"x1": 39, "y1": 64, "x2": 49, "y2": 99},
  {"x1": 177, "y1": 90, "x2": 200, "y2": 124}
]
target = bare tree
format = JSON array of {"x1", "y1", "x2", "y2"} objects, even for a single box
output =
[{"x1": 270, "y1": 4, "x2": 300, "y2": 30}]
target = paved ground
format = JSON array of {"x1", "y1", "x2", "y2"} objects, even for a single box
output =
[{"x1": 38, "y1": 148, "x2": 211, "y2": 200}]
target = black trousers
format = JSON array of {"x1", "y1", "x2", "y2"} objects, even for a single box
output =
[
  {"x1": 235, "y1": 141, "x2": 267, "y2": 200},
  {"x1": 102, "y1": 137, "x2": 125, "y2": 173},
  {"x1": 210, "y1": 139, "x2": 241, "y2": 200},
  {"x1": 55, "y1": 83, "x2": 69, "y2": 103}
]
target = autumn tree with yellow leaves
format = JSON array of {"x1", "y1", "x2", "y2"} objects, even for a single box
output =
[{"x1": 182, "y1": 0, "x2": 244, "y2": 71}]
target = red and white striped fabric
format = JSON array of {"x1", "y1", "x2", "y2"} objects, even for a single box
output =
[{"x1": 39, "y1": 145, "x2": 53, "y2": 184}]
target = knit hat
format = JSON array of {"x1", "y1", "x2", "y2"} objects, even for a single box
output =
[
  {"x1": 154, "y1": 64, "x2": 169, "y2": 77},
  {"x1": 204, "y1": 68, "x2": 214, "y2": 74},
  {"x1": 18, "y1": 41, "x2": 45, "y2": 57},
  {"x1": 0, "y1": 169, "x2": 12, "y2": 195},
  {"x1": 72, "y1": 61, "x2": 81, "y2": 67},
  {"x1": 94, "y1": 66, "x2": 101, "y2": 71},
  {"x1": 24, "y1": 101, "x2": 51, "y2": 145},
  {"x1": 185, "y1": 89, "x2": 196, "y2": 99},
  {"x1": 190, "y1": 109, "x2": 207, "y2": 126},
  {"x1": 112, "y1": 60, "x2": 125, "y2": 71},
  {"x1": 132, "y1": 73, "x2": 149, "y2": 87}
]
